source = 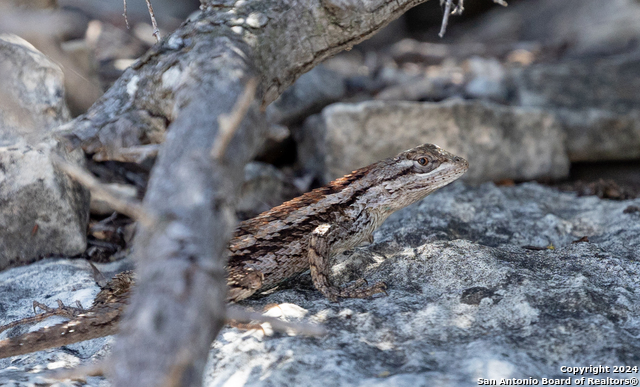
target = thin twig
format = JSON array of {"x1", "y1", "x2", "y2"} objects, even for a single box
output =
[
  {"x1": 144, "y1": 0, "x2": 160, "y2": 41},
  {"x1": 210, "y1": 78, "x2": 258, "y2": 160},
  {"x1": 452, "y1": 0, "x2": 464, "y2": 15},
  {"x1": 438, "y1": 0, "x2": 453, "y2": 38},
  {"x1": 123, "y1": 0, "x2": 129, "y2": 29},
  {"x1": 52, "y1": 155, "x2": 157, "y2": 228},
  {"x1": 94, "y1": 144, "x2": 161, "y2": 163},
  {"x1": 226, "y1": 305, "x2": 326, "y2": 337}
]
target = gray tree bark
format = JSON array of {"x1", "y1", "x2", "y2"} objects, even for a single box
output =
[{"x1": 58, "y1": 0, "x2": 432, "y2": 385}]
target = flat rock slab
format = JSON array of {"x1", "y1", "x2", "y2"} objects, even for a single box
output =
[
  {"x1": 299, "y1": 99, "x2": 569, "y2": 184},
  {"x1": 511, "y1": 51, "x2": 640, "y2": 114},
  {"x1": 510, "y1": 52, "x2": 640, "y2": 162},
  {"x1": 1, "y1": 183, "x2": 639, "y2": 386}
]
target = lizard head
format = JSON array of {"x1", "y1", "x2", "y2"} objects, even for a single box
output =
[{"x1": 371, "y1": 143, "x2": 468, "y2": 211}]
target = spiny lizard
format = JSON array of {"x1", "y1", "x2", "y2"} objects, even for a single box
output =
[
  {"x1": 0, "y1": 143, "x2": 468, "y2": 358},
  {"x1": 227, "y1": 143, "x2": 468, "y2": 301}
]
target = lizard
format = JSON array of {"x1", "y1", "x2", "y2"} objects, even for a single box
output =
[
  {"x1": 0, "y1": 143, "x2": 468, "y2": 358},
  {"x1": 227, "y1": 143, "x2": 468, "y2": 301}
]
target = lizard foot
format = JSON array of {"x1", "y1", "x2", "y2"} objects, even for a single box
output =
[
  {"x1": 0, "y1": 300, "x2": 85, "y2": 335},
  {"x1": 309, "y1": 224, "x2": 387, "y2": 302},
  {"x1": 33, "y1": 300, "x2": 84, "y2": 318},
  {"x1": 328, "y1": 280, "x2": 387, "y2": 302}
]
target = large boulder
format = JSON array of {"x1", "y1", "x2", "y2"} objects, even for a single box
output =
[
  {"x1": 2, "y1": 183, "x2": 639, "y2": 386},
  {"x1": 0, "y1": 34, "x2": 89, "y2": 270}
]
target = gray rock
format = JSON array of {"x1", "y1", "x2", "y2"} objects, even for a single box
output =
[
  {"x1": 2, "y1": 183, "x2": 639, "y2": 386},
  {"x1": 266, "y1": 64, "x2": 346, "y2": 126},
  {"x1": 375, "y1": 55, "x2": 508, "y2": 103},
  {"x1": 509, "y1": 52, "x2": 640, "y2": 162},
  {"x1": 557, "y1": 108, "x2": 640, "y2": 162},
  {"x1": 347, "y1": 42, "x2": 640, "y2": 166},
  {"x1": 0, "y1": 35, "x2": 90, "y2": 270},
  {"x1": 0, "y1": 139, "x2": 90, "y2": 269},
  {"x1": 455, "y1": 0, "x2": 640, "y2": 57},
  {"x1": 236, "y1": 161, "x2": 298, "y2": 219},
  {"x1": 464, "y1": 56, "x2": 508, "y2": 101},
  {"x1": 203, "y1": 182, "x2": 640, "y2": 386},
  {"x1": 0, "y1": 34, "x2": 70, "y2": 142},
  {"x1": 298, "y1": 99, "x2": 569, "y2": 184},
  {"x1": 375, "y1": 63, "x2": 459, "y2": 102},
  {"x1": 511, "y1": 52, "x2": 640, "y2": 114}
]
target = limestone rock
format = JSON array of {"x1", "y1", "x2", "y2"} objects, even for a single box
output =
[
  {"x1": 298, "y1": 99, "x2": 569, "y2": 184},
  {"x1": 510, "y1": 52, "x2": 640, "y2": 162},
  {"x1": 0, "y1": 35, "x2": 89, "y2": 270},
  {"x1": 557, "y1": 108, "x2": 640, "y2": 162},
  {"x1": 2, "y1": 183, "x2": 639, "y2": 386},
  {"x1": 510, "y1": 52, "x2": 640, "y2": 114},
  {"x1": 455, "y1": 0, "x2": 640, "y2": 56},
  {"x1": 0, "y1": 139, "x2": 90, "y2": 269},
  {"x1": 266, "y1": 64, "x2": 346, "y2": 126},
  {"x1": 206, "y1": 182, "x2": 640, "y2": 386},
  {"x1": 236, "y1": 161, "x2": 299, "y2": 219},
  {"x1": 0, "y1": 34, "x2": 70, "y2": 140}
]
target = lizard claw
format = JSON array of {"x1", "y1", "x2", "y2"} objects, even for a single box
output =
[{"x1": 380, "y1": 283, "x2": 389, "y2": 297}]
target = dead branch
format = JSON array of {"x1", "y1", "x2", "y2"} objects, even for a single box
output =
[
  {"x1": 144, "y1": 0, "x2": 159, "y2": 41},
  {"x1": 452, "y1": 0, "x2": 464, "y2": 15},
  {"x1": 56, "y1": 0, "x2": 448, "y2": 385},
  {"x1": 43, "y1": 304, "x2": 323, "y2": 384},
  {"x1": 123, "y1": 0, "x2": 130, "y2": 29},
  {"x1": 439, "y1": 0, "x2": 454, "y2": 38},
  {"x1": 93, "y1": 144, "x2": 161, "y2": 163},
  {"x1": 439, "y1": 0, "x2": 507, "y2": 38}
]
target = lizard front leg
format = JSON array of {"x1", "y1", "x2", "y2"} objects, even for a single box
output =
[
  {"x1": 227, "y1": 267, "x2": 264, "y2": 302},
  {"x1": 308, "y1": 224, "x2": 387, "y2": 302}
]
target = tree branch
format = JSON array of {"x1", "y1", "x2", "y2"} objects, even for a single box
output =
[{"x1": 54, "y1": 0, "x2": 438, "y2": 385}]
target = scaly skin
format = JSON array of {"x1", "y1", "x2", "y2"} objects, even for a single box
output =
[
  {"x1": 0, "y1": 143, "x2": 468, "y2": 358},
  {"x1": 227, "y1": 144, "x2": 468, "y2": 301}
]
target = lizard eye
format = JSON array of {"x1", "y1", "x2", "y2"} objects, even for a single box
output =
[{"x1": 417, "y1": 157, "x2": 428, "y2": 166}]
